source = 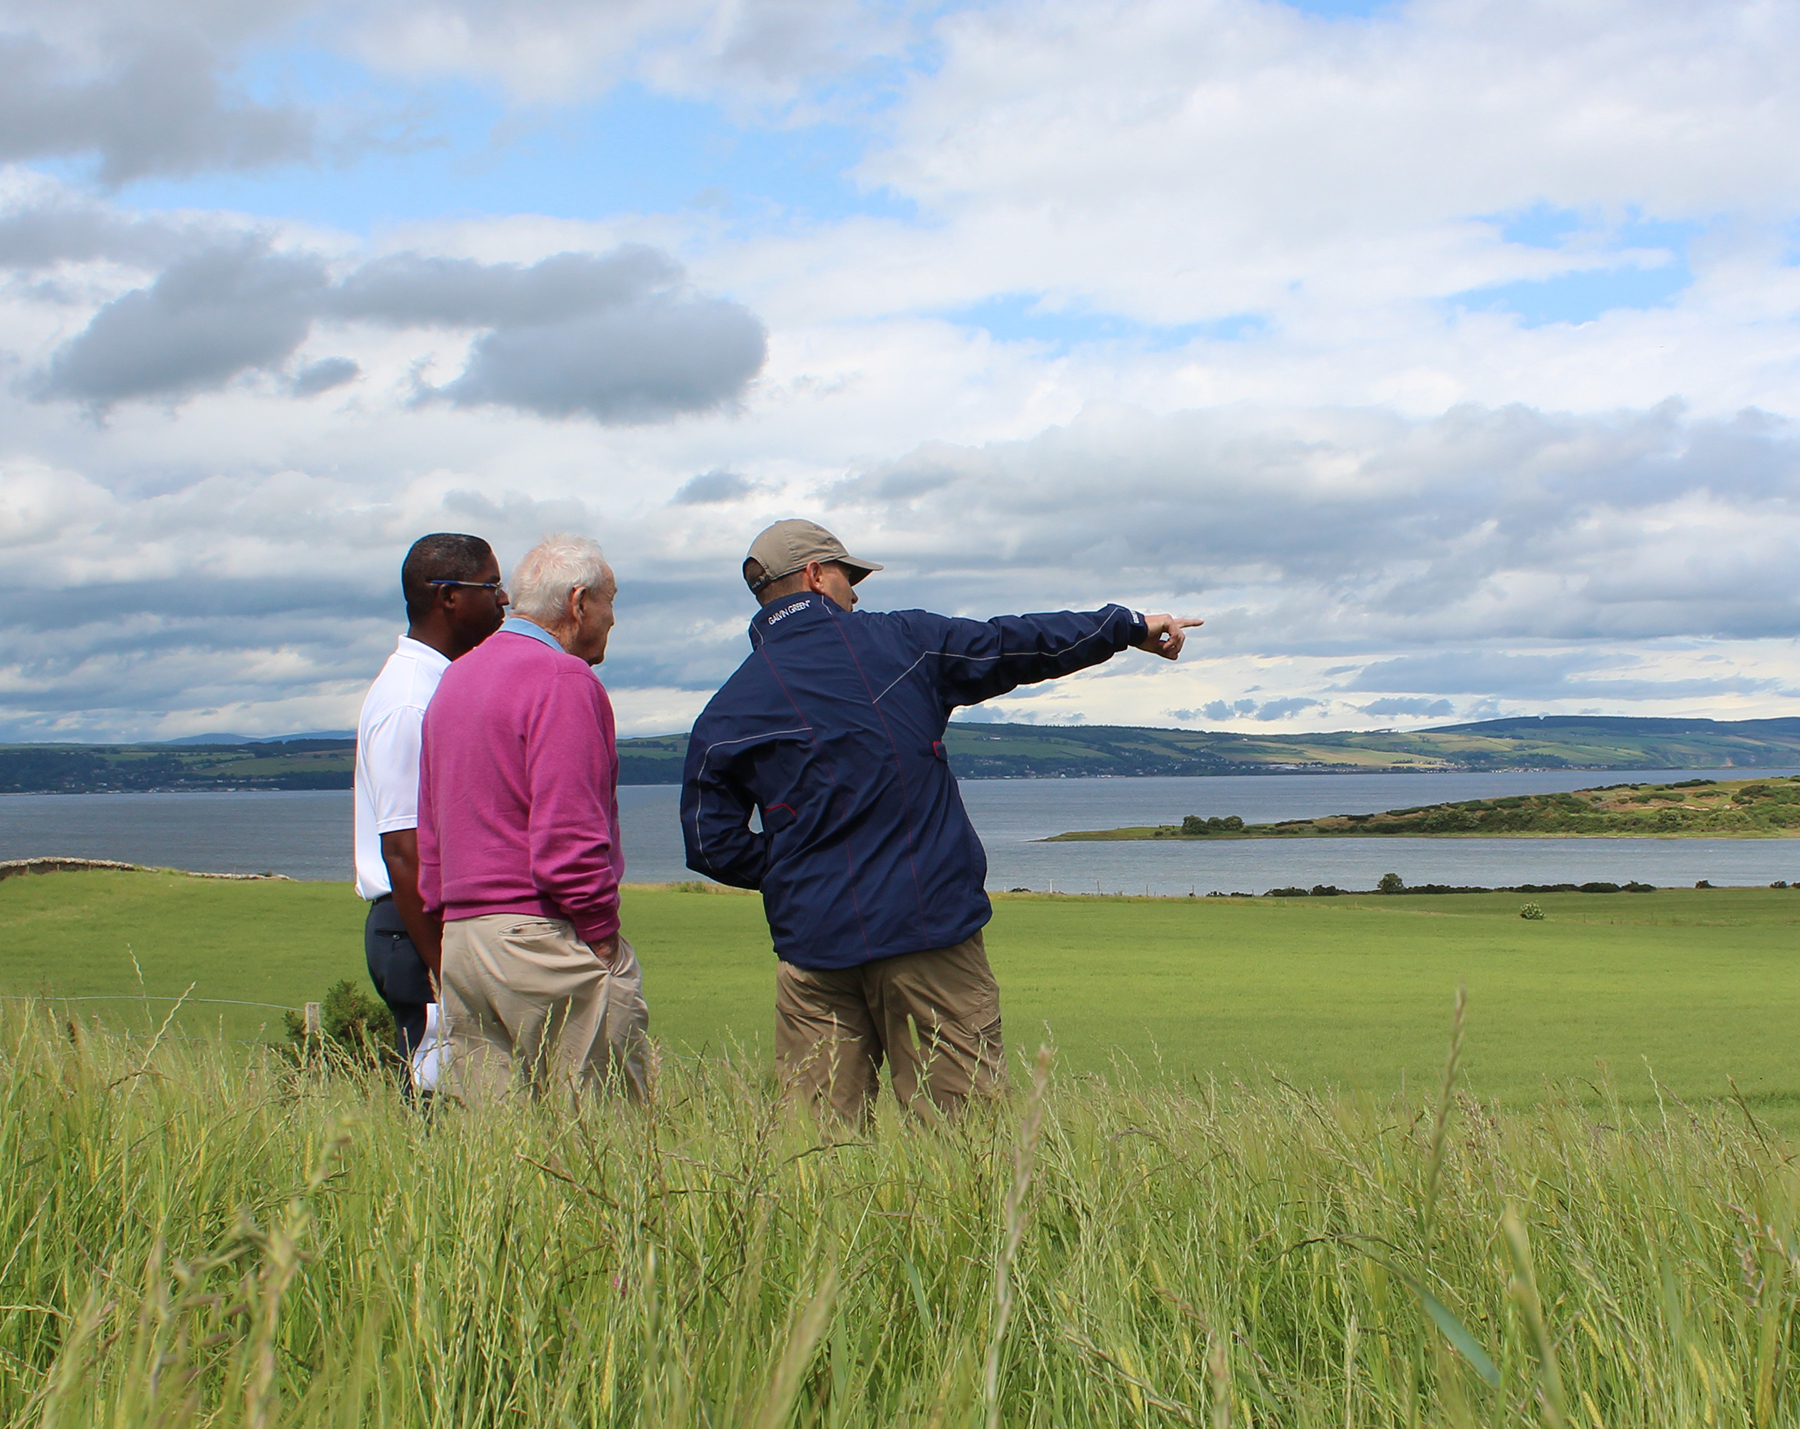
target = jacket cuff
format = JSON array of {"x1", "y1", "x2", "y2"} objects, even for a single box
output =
[{"x1": 1127, "y1": 610, "x2": 1148, "y2": 646}]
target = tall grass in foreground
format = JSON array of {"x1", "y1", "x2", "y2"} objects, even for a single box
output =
[{"x1": 3, "y1": 1000, "x2": 1799, "y2": 1428}]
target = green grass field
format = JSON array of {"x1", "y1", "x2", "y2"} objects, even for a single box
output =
[
  {"x1": 6, "y1": 870, "x2": 1800, "y2": 1122},
  {"x1": 10, "y1": 871, "x2": 1800, "y2": 1424},
  {"x1": 6, "y1": 994, "x2": 1800, "y2": 1426}
]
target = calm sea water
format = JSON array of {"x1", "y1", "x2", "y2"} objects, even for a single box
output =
[{"x1": 5, "y1": 770, "x2": 1798, "y2": 893}]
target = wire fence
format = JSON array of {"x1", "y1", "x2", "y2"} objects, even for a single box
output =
[
  {"x1": 36, "y1": 995, "x2": 298, "y2": 1011},
  {"x1": 8, "y1": 991, "x2": 308, "y2": 1046}
]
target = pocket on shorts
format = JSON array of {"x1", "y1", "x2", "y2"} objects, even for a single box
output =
[{"x1": 953, "y1": 944, "x2": 1002, "y2": 1025}]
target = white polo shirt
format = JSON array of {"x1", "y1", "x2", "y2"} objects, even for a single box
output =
[{"x1": 353, "y1": 635, "x2": 451, "y2": 900}]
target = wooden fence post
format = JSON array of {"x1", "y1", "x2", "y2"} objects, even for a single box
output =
[{"x1": 304, "y1": 1002, "x2": 321, "y2": 1037}]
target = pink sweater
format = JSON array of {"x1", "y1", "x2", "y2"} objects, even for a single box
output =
[{"x1": 417, "y1": 626, "x2": 622, "y2": 945}]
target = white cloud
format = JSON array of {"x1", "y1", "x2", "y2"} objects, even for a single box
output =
[
  {"x1": 346, "y1": 0, "x2": 914, "y2": 107},
  {"x1": 4, "y1": 0, "x2": 1800, "y2": 739}
]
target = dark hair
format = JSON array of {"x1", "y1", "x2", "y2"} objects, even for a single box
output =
[{"x1": 401, "y1": 534, "x2": 494, "y2": 621}]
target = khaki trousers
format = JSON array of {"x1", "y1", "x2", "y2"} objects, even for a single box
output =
[
  {"x1": 775, "y1": 932, "x2": 1005, "y2": 1122},
  {"x1": 440, "y1": 914, "x2": 650, "y2": 1106}
]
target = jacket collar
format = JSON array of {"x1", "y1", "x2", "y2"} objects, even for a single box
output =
[{"x1": 748, "y1": 594, "x2": 837, "y2": 646}]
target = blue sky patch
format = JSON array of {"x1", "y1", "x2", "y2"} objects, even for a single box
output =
[
  {"x1": 1455, "y1": 207, "x2": 1701, "y2": 325},
  {"x1": 942, "y1": 294, "x2": 1267, "y2": 350},
  {"x1": 1284, "y1": 0, "x2": 1395, "y2": 16},
  {"x1": 115, "y1": 60, "x2": 911, "y2": 238},
  {"x1": 1454, "y1": 263, "x2": 1691, "y2": 327}
]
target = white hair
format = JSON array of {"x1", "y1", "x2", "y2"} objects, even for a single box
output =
[{"x1": 509, "y1": 534, "x2": 612, "y2": 624}]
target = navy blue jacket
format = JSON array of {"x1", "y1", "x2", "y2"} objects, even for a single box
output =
[{"x1": 681, "y1": 596, "x2": 1146, "y2": 969}]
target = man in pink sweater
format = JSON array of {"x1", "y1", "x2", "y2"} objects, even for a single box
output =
[{"x1": 417, "y1": 533, "x2": 649, "y2": 1102}]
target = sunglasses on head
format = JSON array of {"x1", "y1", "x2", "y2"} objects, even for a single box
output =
[{"x1": 427, "y1": 579, "x2": 504, "y2": 591}]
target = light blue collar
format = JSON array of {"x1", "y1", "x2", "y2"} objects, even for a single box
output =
[{"x1": 499, "y1": 617, "x2": 565, "y2": 654}]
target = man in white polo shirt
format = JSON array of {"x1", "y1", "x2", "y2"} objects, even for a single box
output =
[{"x1": 354, "y1": 532, "x2": 509, "y2": 1073}]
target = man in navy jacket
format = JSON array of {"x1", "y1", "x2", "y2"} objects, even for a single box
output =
[{"x1": 682, "y1": 519, "x2": 1202, "y2": 1121}]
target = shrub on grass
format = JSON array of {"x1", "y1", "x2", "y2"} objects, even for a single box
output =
[
  {"x1": 1519, "y1": 903, "x2": 1546, "y2": 920},
  {"x1": 282, "y1": 977, "x2": 394, "y2": 1068}
]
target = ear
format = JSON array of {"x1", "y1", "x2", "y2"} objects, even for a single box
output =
[
  {"x1": 567, "y1": 585, "x2": 587, "y2": 623},
  {"x1": 802, "y1": 561, "x2": 828, "y2": 593}
]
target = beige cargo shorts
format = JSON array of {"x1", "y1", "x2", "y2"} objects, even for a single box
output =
[{"x1": 774, "y1": 930, "x2": 1005, "y2": 1123}]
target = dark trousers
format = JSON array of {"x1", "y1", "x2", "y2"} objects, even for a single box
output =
[{"x1": 365, "y1": 895, "x2": 433, "y2": 1062}]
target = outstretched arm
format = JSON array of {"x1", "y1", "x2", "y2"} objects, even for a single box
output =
[{"x1": 924, "y1": 605, "x2": 1204, "y2": 708}]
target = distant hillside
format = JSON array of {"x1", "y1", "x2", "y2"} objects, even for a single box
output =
[
  {"x1": 155, "y1": 730, "x2": 355, "y2": 746},
  {"x1": 612, "y1": 715, "x2": 1800, "y2": 783},
  {"x1": 6, "y1": 714, "x2": 1799, "y2": 793},
  {"x1": 0, "y1": 740, "x2": 358, "y2": 794},
  {"x1": 922, "y1": 715, "x2": 1800, "y2": 779}
]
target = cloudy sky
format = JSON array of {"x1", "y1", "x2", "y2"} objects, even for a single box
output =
[{"x1": 2, "y1": 0, "x2": 1797, "y2": 741}]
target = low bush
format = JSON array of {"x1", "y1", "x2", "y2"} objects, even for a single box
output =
[
  {"x1": 1519, "y1": 903, "x2": 1546, "y2": 921},
  {"x1": 281, "y1": 977, "x2": 394, "y2": 1069},
  {"x1": 1180, "y1": 814, "x2": 1245, "y2": 835}
]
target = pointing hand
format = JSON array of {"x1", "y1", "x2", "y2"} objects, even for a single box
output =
[{"x1": 1133, "y1": 615, "x2": 1205, "y2": 661}]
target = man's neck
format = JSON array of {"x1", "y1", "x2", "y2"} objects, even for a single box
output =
[
  {"x1": 507, "y1": 613, "x2": 576, "y2": 655},
  {"x1": 405, "y1": 623, "x2": 459, "y2": 660}
]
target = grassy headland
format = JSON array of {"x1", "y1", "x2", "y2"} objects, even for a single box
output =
[
  {"x1": 7, "y1": 871, "x2": 1800, "y2": 1120},
  {"x1": 1051, "y1": 772, "x2": 1800, "y2": 840}
]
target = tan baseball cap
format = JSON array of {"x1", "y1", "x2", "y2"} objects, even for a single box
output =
[{"x1": 744, "y1": 519, "x2": 883, "y2": 594}]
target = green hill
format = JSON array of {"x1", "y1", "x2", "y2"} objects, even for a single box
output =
[
  {"x1": 5, "y1": 714, "x2": 1800, "y2": 793},
  {"x1": 938, "y1": 714, "x2": 1800, "y2": 778}
]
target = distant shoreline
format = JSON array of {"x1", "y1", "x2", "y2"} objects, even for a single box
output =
[
  {"x1": 1048, "y1": 828, "x2": 1800, "y2": 841},
  {"x1": 12, "y1": 764, "x2": 1800, "y2": 797}
]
